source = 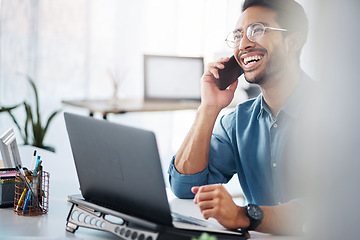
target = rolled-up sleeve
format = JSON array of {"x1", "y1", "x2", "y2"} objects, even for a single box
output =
[
  {"x1": 168, "y1": 114, "x2": 237, "y2": 199},
  {"x1": 168, "y1": 156, "x2": 209, "y2": 199}
]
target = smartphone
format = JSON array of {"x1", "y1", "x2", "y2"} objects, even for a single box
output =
[{"x1": 216, "y1": 55, "x2": 244, "y2": 90}]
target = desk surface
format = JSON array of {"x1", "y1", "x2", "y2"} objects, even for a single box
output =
[
  {"x1": 62, "y1": 99, "x2": 201, "y2": 118},
  {"x1": 0, "y1": 146, "x2": 302, "y2": 240}
]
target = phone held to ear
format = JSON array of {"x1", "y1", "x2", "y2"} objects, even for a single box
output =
[{"x1": 216, "y1": 55, "x2": 244, "y2": 90}]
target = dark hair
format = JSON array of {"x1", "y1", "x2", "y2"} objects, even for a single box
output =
[{"x1": 242, "y1": 0, "x2": 309, "y2": 58}]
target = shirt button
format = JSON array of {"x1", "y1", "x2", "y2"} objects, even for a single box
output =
[
  {"x1": 273, "y1": 162, "x2": 277, "y2": 168},
  {"x1": 273, "y1": 123, "x2": 278, "y2": 128}
]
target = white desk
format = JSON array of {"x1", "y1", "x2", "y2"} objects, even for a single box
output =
[{"x1": 0, "y1": 146, "x2": 302, "y2": 240}]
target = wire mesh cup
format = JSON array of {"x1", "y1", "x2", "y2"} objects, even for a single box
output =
[{"x1": 13, "y1": 171, "x2": 50, "y2": 216}]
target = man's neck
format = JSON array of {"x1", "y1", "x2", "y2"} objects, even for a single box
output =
[{"x1": 259, "y1": 66, "x2": 302, "y2": 117}]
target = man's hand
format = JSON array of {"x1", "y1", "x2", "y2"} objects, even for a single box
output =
[
  {"x1": 192, "y1": 184, "x2": 306, "y2": 235},
  {"x1": 191, "y1": 184, "x2": 250, "y2": 230},
  {"x1": 200, "y1": 57, "x2": 239, "y2": 110}
]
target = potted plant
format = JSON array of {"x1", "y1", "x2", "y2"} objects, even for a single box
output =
[{"x1": 0, "y1": 76, "x2": 61, "y2": 152}]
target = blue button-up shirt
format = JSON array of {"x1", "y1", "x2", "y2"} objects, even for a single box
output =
[{"x1": 168, "y1": 72, "x2": 313, "y2": 206}]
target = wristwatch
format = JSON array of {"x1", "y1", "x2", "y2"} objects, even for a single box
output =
[{"x1": 245, "y1": 204, "x2": 263, "y2": 231}]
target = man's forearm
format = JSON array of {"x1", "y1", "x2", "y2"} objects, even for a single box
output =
[
  {"x1": 256, "y1": 202, "x2": 304, "y2": 235},
  {"x1": 174, "y1": 105, "x2": 221, "y2": 175}
]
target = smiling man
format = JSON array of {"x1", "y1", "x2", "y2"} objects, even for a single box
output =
[{"x1": 168, "y1": 0, "x2": 312, "y2": 235}]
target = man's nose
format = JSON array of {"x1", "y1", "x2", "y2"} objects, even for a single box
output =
[{"x1": 238, "y1": 34, "x2": 256, "y2": 51}]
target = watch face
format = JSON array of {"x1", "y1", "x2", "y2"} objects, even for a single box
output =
[{"x1": 247, "y1": 204, "x2": 263, "y2": 220}]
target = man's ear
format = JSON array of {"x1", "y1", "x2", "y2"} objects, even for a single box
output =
[{"x1": 285, "y1": 32, "x2": 304, "y2": 52}]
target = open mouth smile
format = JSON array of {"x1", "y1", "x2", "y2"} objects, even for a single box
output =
[{"x1": 240, "y1": 52, "x2": 265, "y2": 70}]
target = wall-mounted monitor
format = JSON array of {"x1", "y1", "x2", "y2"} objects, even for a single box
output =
[{"x1": 144, "y1": 55, "x2": 203, "y2": 101}]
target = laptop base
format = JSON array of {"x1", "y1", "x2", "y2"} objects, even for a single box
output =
[{"x1": 66, "y1": 195, "x2": 247, "y2": 240}]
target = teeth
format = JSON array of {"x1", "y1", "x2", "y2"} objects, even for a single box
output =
[{"x1": 244, "y1": 55, "x2": 263, "y2": 65}]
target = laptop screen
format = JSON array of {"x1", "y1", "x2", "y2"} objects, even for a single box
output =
[{"x1": 64, "y1": 112, "x2": 173, "y2": 227}]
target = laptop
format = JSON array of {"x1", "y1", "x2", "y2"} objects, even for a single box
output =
[{"x1": 64, "y1": 112, "x2": 245, "y2": 238}]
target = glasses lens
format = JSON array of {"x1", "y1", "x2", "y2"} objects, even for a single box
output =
[
  {"x1": 247, "y1": 23, "x2": 265, "y2": 42},
  {"x1": 225, "y1": 30, "x2": 242, "y2": 48}
]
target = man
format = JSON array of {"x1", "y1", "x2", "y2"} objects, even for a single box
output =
[{"x1": 168, "y1": 0, "x2": 312, "y2": 235}]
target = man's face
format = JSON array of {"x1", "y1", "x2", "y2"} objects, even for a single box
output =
[{"x1": 234, "y1": 6, "x2": 289, "y2": 85}]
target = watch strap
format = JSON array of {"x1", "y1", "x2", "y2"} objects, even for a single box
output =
[{"x1": 246, "y1": 218, "x2": 261, "y2": 231}]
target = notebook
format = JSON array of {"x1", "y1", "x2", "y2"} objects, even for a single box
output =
[{"x1": 64, "y1": 112, "x2": 244, "y2": 238}]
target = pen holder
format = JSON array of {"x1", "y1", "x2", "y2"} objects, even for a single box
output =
[{"x1": 13, "y1": 171, "x2": 50, "y2": 216}]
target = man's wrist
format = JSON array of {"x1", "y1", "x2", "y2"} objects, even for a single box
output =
[
  {"x1": 198, "y1": 104, "x2": 222, "y2": 116},
  {"x1": 196, "y1": 105, "x2": 222, "y2": 128},
  {"x1": 238, "y1": 206, "x2": 251, "y2": 229}
]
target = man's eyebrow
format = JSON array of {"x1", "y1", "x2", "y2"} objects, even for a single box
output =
[
  {"x1": 254, "y1": 21, "x2": 270, "y2": 27},
  {"x1": 259, "y1": 22, "x2": 270, "y2": 27},
  {"x1": 235, "y1": 21, "x2": 271, "y2": 31}
]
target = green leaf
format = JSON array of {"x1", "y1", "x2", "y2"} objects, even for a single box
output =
[
  {"x1": 0, "y1": 103, "x2": 21, "y2": 113},
  {"x1": 27, "y1": 76, "x2": 41, "y2": 124},
  {"x1": 7, "y1": 109, "x2": 22, "y2": 134},
  {"x1": 43, "y1": 109, "x2": 61, "y2": 135},
  {"x1": 192, "y1": 233, "x2": 217, "y2": 240},
  {"x1": 23, "y1": 102, "x2": 32, "y2": 145}
]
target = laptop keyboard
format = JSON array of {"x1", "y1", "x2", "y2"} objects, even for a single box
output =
[{"x1": 171, "y1": 212, "x2": 209, "y2": 227}]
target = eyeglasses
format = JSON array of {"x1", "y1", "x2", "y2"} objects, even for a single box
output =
[{"x1": 225, "y1": 22, "x2": 288, "y2": 48}]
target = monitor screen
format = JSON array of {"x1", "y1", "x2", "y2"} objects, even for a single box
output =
[{"x1": 144, "y1": 55, "x2": 203, "y2": 101}]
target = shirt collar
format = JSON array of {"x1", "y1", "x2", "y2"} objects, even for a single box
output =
[
  {"x1": 257, "y1": 71, "x2": 313, "y2": 120},
  {"x1": 257, "y1": 95, "x2": 271, "y2": 119}
]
